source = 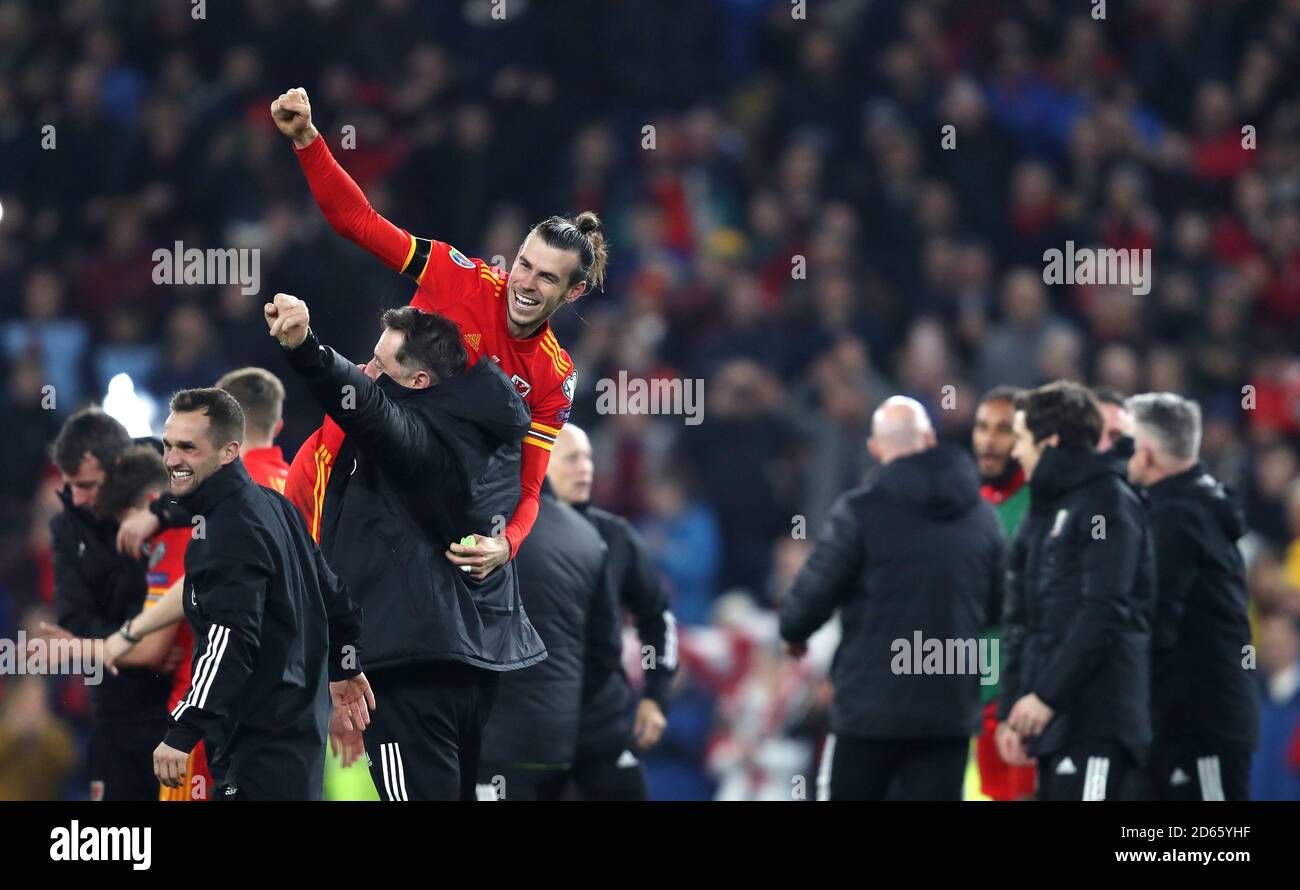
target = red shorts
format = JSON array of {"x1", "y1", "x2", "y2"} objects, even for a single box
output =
[{"x1": 975, "y1": 702, "x2": 1037, "y2": 800}]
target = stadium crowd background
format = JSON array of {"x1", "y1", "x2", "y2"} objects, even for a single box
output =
[{"x1": 1, "y1": 0, "x2": 1299, "y2": 800}]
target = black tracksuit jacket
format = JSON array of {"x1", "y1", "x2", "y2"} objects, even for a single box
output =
[
  {"x1": 283, "y1": 330, "x2": 546, "y2": 672},
  {"x1": 572, "y1": 502, "x2": 677, "y2": 759},
  {"x1": 779, "y1": 444, "x2": 1006, "y2": 739},
  {"x1": 51, "y1": 486, "x2": 172, "y2": 722},
  {"x1": 1145, "y1": 463, "x2": 1259, "y2": 753},
  {"x1": 998, "y1": 445, "x2": 1155, "y2": 763},
  {"x1": 164, "y1": 459, "x2": 363, "y2": 800},
  {"x1": 481, "y1": 491, "x2": 607, "y2": 766}
]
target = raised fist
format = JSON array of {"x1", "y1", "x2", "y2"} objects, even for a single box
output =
[
  {"x1": 270, "y1": 87, "x2": 317, "y2": 148},
  {"x1": 265, "y1": 292, "x2": 311, "y2": 349}
]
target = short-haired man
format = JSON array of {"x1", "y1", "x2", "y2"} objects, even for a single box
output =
[
  {"x1": 266, "y1": 292, "x2": 545, "y2": 800},
  {"x1": 151, "y1": 388, "x2": 368, "y2": 800},
  {"x1": 1127, "y1": 392, "x2": 1259, "y2": 799},
  {"x1": 1092, "y1": 386, "x2": 1134, "y2": 454},
  {"x1": 115, "y1": 367, "x2": 290, "y2": 553},
  {"x1": 997, "y1": 381, "x2": 1154, "y2": 801},
  {"x1": 215, "y1": 367, "x2": 290, "y2": 493},
  {"x1": 545, "y1": 424, "x2": 677, "y2": 800},
  {"x1": 93, "y1": 446, "x2": 211, "y2": 800},
  {"x1": 49, "y1": 408, "x2": 171, "y2": 800}
]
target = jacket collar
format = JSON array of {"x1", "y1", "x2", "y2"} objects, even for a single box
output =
[
  {"x1": 1028, "y1": 444, "x2": 1113, "y2": 503},
  {"x1": 1145, "y1": 461, "x2": 1206, "y2": 499},
  {"x1": 178, "y1": 459, "x2": 253, "y2": 515}
]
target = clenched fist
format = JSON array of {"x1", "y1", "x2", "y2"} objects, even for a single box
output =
[
  {"x1": 265, "y1": 292, "x2": 311, "y2": 349},
  {"x1": 270, "y1": 87, "x2": 318, "y2": 148}
]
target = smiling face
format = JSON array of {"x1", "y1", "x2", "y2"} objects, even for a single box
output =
[
  {"x1": 505, "y1": 231, "x2": 586, "y2": 337},
  {"x1": 363, "y1": 327, "x2": 431, "y2": 389},
  {"x1": 163, "y1": 410, "x2": 239, "y2": 497}
]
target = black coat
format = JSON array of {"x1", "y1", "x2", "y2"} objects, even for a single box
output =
[
  {"x1": 165, "y1": 459, "x2": 363, "y2": 800},
  {"x1": 998, "y1": 445, "x2": 1155, "y2": 763},
  {"x1": 480, "y1": 492, "x2": 607, "y2": 766},
  {"x1": 779, "y1": 444, "x2": 1005, "y2": 739},
  {"x1": 50, "y1": 486, "x2": 171, "y2": 720},
  {"x1": 284, "y1": 331, "x2": 546, "y2": 672},
  {"x1": 1145, "y1": 464, "x2": 1259, "y2": 752},
  {"x1": 573, "y1": 502, "x2": 677, "y2": 758}
]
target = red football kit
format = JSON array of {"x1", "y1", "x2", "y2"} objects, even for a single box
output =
[
  {"x1": 143, "y1": 526, "x2": 212, "y2": 801},
  {"x1": 284, "y1": 135, "x2": 575, "y2": 552}
]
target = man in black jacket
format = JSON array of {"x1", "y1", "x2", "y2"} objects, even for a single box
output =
[
  {"x1": 476, "y1": 481, "x2": 608, "y2": 800},
  {"x1": 49, "y1": 408, "x2": 173, "y2": 800},
  {"x1": 150, "y1": 388, "x2": 368, "y2": 800},
  {"x1": 266, "y1": 292, "x2": 546, "y2": 801},
  {"x1": 1126, "y1": 392, "x2": 1259, "y2": 800},
  {"x1": 779, "y1": 396, "x2": 1005, "y2": 801},
  {"x1": 547, "y1": 423, "x2": 676, "y2": 800},
  {"x1": 997, "y1": 381, "x2": 1154, "y2": 801}
]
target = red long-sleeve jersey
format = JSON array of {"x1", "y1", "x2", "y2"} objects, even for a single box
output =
[{"x1": 283, "y1": 135, "x2": 574, "y2": 556}]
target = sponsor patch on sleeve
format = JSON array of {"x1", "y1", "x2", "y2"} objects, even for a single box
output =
[
  {"x1": 448, "y1": 246, "x2": 475, "y2": 269},
  {"x1": 555, "y1": 406, "x2": 572, "y2": 424},
  {"x1": 561, "y1": 370, "x2": 577, "y2": 403}
]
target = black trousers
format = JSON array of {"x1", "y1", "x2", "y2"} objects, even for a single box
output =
[
  {"x1": 569, "y1": 746, "x2": 649, "y2": 801},
  {"x1": 476, "y1": 763, "x2": 571, "y2": 801},
  {"x1": 89, "y1": 716, "x2": 166, "y2": 801},
  {"x1": 1037, "y1": 739, "x2": 1135, "y2": 801},
  {"x1": 363, "y1": 661, "x2": 499, "y2": 801},
  {"x1": 1147, "y1": 740, "x2": 1251, "y2": 801},
  {"x1": 821, "y1": 735, "x2": 968, "y2": 801}
]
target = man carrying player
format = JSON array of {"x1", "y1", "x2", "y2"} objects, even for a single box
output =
[{"x1": 270, "y1": 87, "x2": 602, "y2": 575}]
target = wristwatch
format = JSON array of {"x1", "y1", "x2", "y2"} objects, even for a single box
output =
[{"x1": 118, "y1": 620, "x2": 142, "y2": 644}]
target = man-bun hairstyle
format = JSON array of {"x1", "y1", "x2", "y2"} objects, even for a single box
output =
[{"x1": 533, "y1": 210, "x2": 609, "y2": 292}]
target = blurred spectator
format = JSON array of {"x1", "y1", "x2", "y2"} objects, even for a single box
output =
[{"x1": 1250, "y1": 613, "x2": 1300, "y2": 801}]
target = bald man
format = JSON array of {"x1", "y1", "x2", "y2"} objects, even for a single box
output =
[
  {"x1": 779, "y1": 397, "x2": 1006, "y2": 800},
  {"x1": 547, "y1": 424, "x2": 677, "y2": 800}
]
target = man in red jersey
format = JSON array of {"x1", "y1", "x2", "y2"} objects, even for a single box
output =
[
  {"x1": 215, "y1": 367, "x2": 291, "y2": 494},
  {"x1": 271, "y1": 87, "x2": 602, "y2": 578}
]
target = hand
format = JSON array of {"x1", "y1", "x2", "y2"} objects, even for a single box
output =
[
  {"x1": 995, "y1": 721, "x2": 1035, "y2": 767},
  {"x1": 329, "y1": 672, "x2": 376, "y2": 732},
  {"x1": 330, "y1": 728, "x2": 367, "y2": 769},
  {"x1": 445, "y1": 534, "x2": 510, "y2": 581},
  {"x1": 37, "y1": 622, "x2": 111, "y2": 675},
  {"x1": 1007, "y1": 692, "x2": 1055, "y2": 738},
  {"x1": 116, "y1": 507, "x2": 159, "y2": 557},
  {"x1": 633, "y1": 699, "x2": 667, "y2": 750},
  {"x1": 782, "y1": 640, "x2": 807, "y2": 658},
  {"x1": 153, "y1": 741, "x2": 189, "y2": 788},
  {"x1": 270, "y1": 86, "x2": 318, "y2": 148},
  {"x1": 265, "y1": 292, "x2": 311, "y2": 349}
]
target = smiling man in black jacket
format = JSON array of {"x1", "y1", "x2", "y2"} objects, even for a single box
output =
[
  {"x1": 779, "y1": 396, "x2": 1005, "y2": 801},
  {"x1": 1126, "y1": 392, "x2": 1259, "y2": 800},
  {"x1": 153, "y1": 388, "x2": 368, "y2": 800},
  {"x1": 997, "y1": 381, "x2": 1155, "y2": 801},
  {"x1": 267, "y1": 293, "x2": 546, "y2": 801}
]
